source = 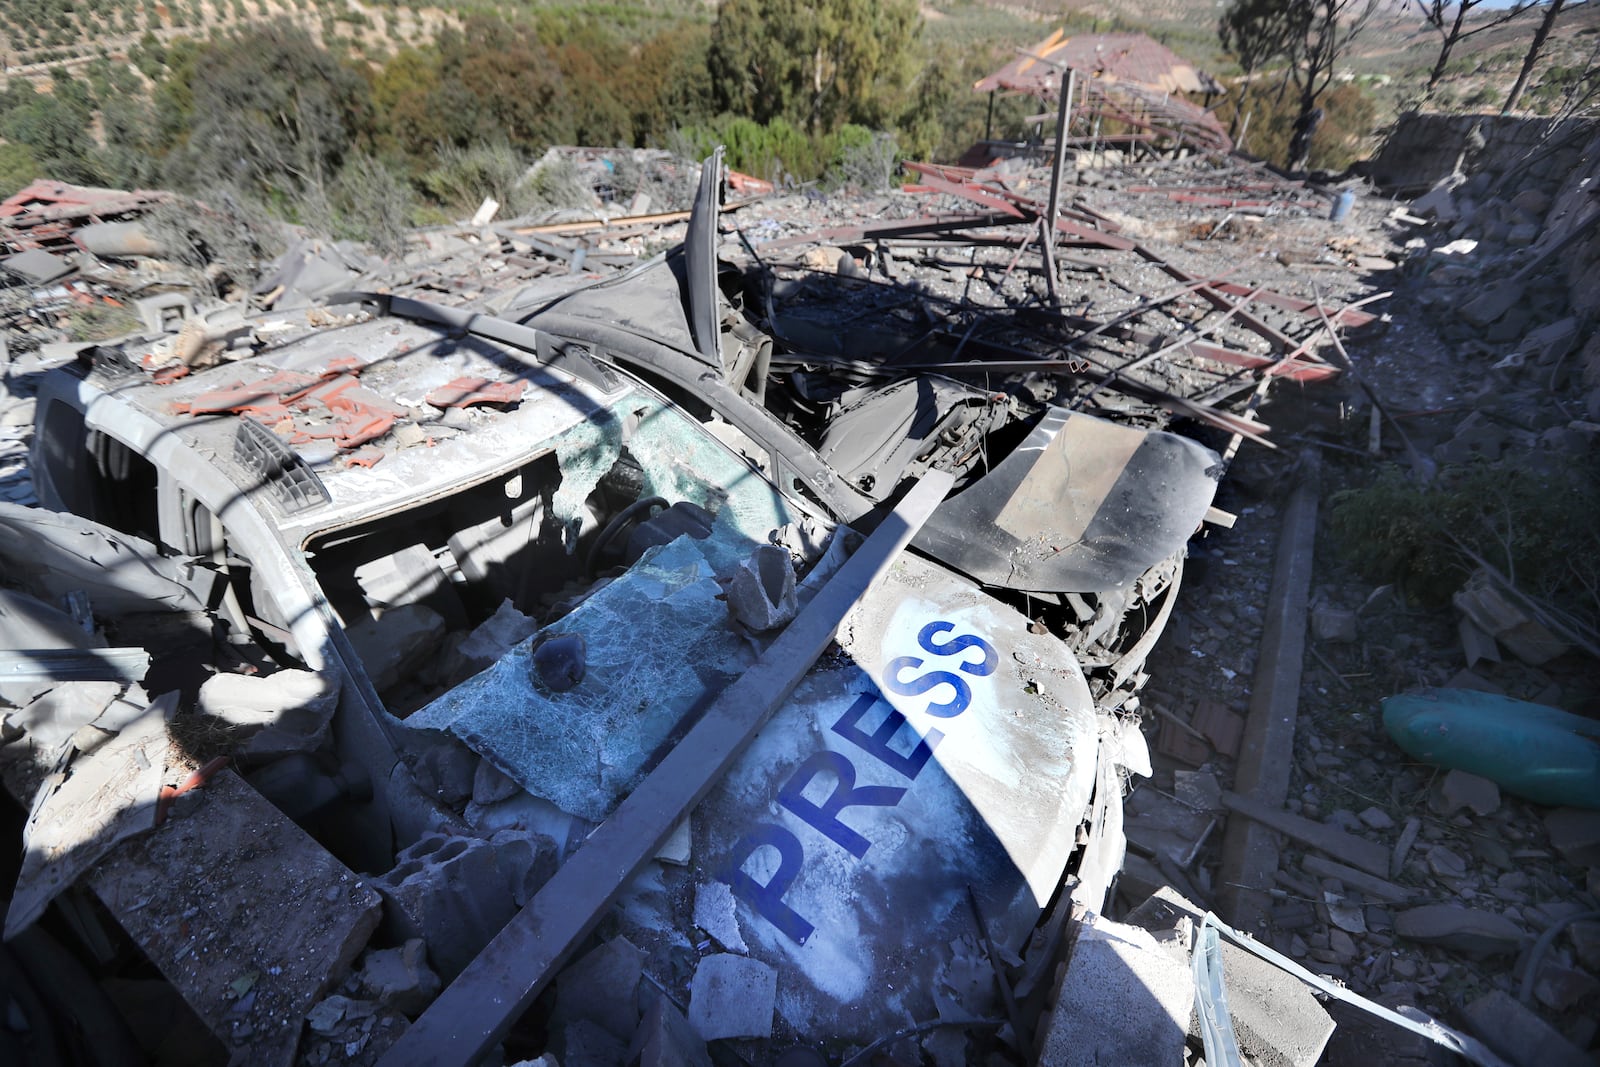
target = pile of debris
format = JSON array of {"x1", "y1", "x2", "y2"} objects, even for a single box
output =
[{"x1": 2, "y1": 100, "x2": 1595, "y2": 1067}]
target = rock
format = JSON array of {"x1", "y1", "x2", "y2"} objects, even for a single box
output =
[
  {"x1": 1426, "y1": 845, "x2": 1467, "y2": 879},
  {"x1": 471, "y1": 759, "x2": 522, "y2": 808},
  {"x1": 1460, "y1": 281, "x2": 1527, "y2": 328},
  {"x1": 346, "y1": 605, "x2": 447, "y2": 691},
  {"x1": 687, "y1": 954, "x2": 775, "y2": 1041},
  {"x1": 307, "y1": 994, "x2": 354, "y2": 1037},
  {"x1": 1439, "y1": 769, "x2": 1500, "y2": 817},
  {"x1": 1391, "y1": 816, "x2": 1422, "y2": 878},
  {"x1": 625, "y1": 995, "x2": 712, "y2": 1067},
  {"x1": 552, "y1": 936, "x2": 645, "y2": 1042},
  {"x1": 1532, "y1": 961, "x2": 1600, "y2": 1012},
  {"x1": 1506, "y1": 223, "x2": 1541, "y2": 247},
  {"x1": 1036, "y1": 912, "x2": 1193, "y2": 1067},
  {"x1": 1394, "y1": 904, "x2": 1524, "y2": 956},
  {"x1": 724, "y1": 544, "x2": 798, "y2": 632},
  {"x1": 1453, "y1": 572, "x2": 1569, "y2": 665},
  {"x1": 1463, "y1": 990, "x2": 1593, "y2": 1067},
  {"x1": 414, "y1": 741, "x2": 478, "y2": 809},
  {"x1": 1357, "y1": 806, "x2": 1394, "y2": 831},
  {"x1": 1545, "y1": 808, "x2": 1600, "y2": 866},
  {"x1": 1311, "y1": 605, "x2": 1359, "y2": 644},
  {"x1": 1510, "y1": 188, "x2": 1552, "y2": 216},
  {"x1": 693, "y1": 881, "x2": 748, "y2": 953},
  {"x1": 654, "y1": 817, "x2": 691, "y2": 866},
  {"x1": 1413, "y1": 176, "x2": 1464, "y2": 222},
  {"x1": 1328, "y1": 927, "x2": 1358, "y2": 960},
  {"x1": 1569, "y1": 920, "x2": 1600, "y2": 972},
  {"x1": 195, "y1": 669, "x2": 338, "y2": 756},
  {"x1": 450, "y1": 598, "x2": 539, "y2": 677},
  {"x1": 530, "y1": 632, "x2": 586, "y2": 692},
  {"x1": 356, "y1": 939, "x2": 440, "y2": 1017}
]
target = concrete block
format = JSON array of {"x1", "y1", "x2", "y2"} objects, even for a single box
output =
[
  {"x1": 687, "y1": 954, "x2": 775, "y2": 1041},
  {"x1": 1037, "y1": 914, "x2": 1192, "y2": 1067},
  {"x1": 371, "y1": 834, "x2": 517, "y2": 981},
  {"x1": 1463, "y1": 990, "x2": 1592, "y2": 1067},
  {"x1": 1460, "y1": 281, "x2": 1527, "y2": 328},
  {"x1": 552, "y1": 936, "x2": 646, "y2": 1042},
  {"x1": 1124, "y1": 887, "x2": 1333, "y2": 1067},
  {"x1": 1412, "y1": 176, "x2": 1464, "y2": 222}
]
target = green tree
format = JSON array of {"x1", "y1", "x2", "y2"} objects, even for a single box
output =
[
  {"x1": 175, "y1": 22, "x2": 371, "y2": 197},
  {"x1": 1284, "y1": 0, "x2": 1378, "y2": 170},
  {"x1": 437, "y1": 16, "x2": 574, "y2": 152},
  {"x1": 709, "y1": 0, "x2": 921, "y2": 134}
]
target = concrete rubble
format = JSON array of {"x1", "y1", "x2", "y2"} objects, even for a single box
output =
[{"x1": 1, "y1": 73, "x2": 1597, "y2": 1067}]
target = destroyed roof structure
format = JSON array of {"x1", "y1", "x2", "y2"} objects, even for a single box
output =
[
  {"x1": 3, "y1": 97, "x2": 1599, "y2": 1067},
  {"x1": 973, "y1": 30, "x2": 1232, "y2": 158}
]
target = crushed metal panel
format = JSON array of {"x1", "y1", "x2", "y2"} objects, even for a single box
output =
[{"x1": 913, "y1": 409, "x2": 1221, "y2": 593}]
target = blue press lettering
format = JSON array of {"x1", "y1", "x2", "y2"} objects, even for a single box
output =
[
  {"x1": 720, "y1": 824, "x2": 815, "y2": 944},
  {"x1": 830, "y1": 692, "x2": 942, "y2": 781},
  {"x1": 883, "y1": 656, "x2": 971, "y2": 717},
  {"x1": 778, "y1": 750, "x2": 906, "y2": 858},
  {"x1": 917, "y1": 620, "x2": 998, "y2": 676}
]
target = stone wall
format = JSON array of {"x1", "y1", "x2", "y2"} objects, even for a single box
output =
[{"x1": 1369, "y1": 112, "x2": 1596, "y2": 200}]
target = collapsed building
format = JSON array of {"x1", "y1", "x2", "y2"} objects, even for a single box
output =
[{"x1": 2, "y1": 38, "x2": 1597, "y2": 1067}]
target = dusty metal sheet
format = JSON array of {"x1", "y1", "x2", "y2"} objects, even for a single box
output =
[{"x1": 914, "y1": 409, "x2": 1221, "y2": 593}]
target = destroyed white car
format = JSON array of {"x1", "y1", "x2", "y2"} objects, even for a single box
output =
[{"x1": 14, "y1": 160, "x2": 1218, "y2": 1062}]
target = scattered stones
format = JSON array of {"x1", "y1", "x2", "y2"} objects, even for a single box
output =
[
  {"x1": 724, "y1": 544, "x2": 798, "y2": 632},
  {"x1": 1394, "y1": 904, "x2": 1524, "y2": 957},
  {"x1": 692, "y1": 881, "x2": 748, "y2": 953}
]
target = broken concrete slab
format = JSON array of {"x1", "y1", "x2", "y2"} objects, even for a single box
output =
[
  {"x1": 1460, "y1": 281, "x2": 1528, "y2": 328},
  {"x1": 692, "y1": 880, "x2": 748, "y2": 953},
  {"x1": 1036, "y1": 912, "x2": 1192, "y2": 1067},
  {"x1": 1454, "y1": 572, "x2": 1568, "y2": 665},
  {"x1": 1463, "y1": 990, "x2": 1593, "y2": 1067},
  {"x1": 1311, "y1": 605, "x2": 1358, "y2": 643},
  {"x1": 687, "y1": 954, "x2": 775, "y2": 1041},
  {"x1": 86, "y1": 768, "x2": 380, "y2": 1065},
  {"x1": 346, "y1": 605, "x2": 447, "y2": 692},
  {"x1": 1300, "y1": 854, "x2": 1414, "y2": 903},
  {"x1": 1394, "y1": 904, "x2": 1525, "y2": 957}
]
